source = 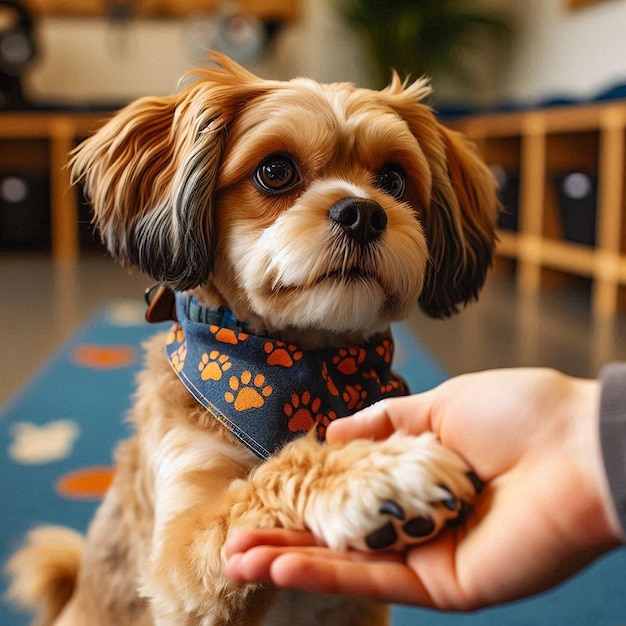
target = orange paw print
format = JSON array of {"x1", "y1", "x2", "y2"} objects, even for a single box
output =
[
  {"x1": 332, "y1": 347, "x2": 366, "y2": 375},
  {"x1": 316, "y1": 410, "x2": 338, "y2": 439},
  {"x1": 56, "y1": 466, "x2": 115, "y2": 501},
  {"x1": 380, "y1": 378, "x2": 403, "y2": 394},
  {"x1": 209, "y1": 325, "x2": 249, "y2": 345},
  {"x1": 343, "y1": 384, "x2": 368, "y2": 410},
  {"x1": 264, "y1": 341, "x2": 303, "y2": 367},
  {"x1": 72, "y1": 344, "x2": 137, "y2": 370},
  {"x1": 284, "y1": 392, "x2": 337, "y2": 439},
  {"x1": 284, "y1": 391, "x2": 323, "y2": 432},
  {"x1": 376, "y1": 338, "x2": 394, "y2": 364},
  {"x1": 169, "y1": 342, "x2": 187, "y2": 373},
  {"x1": 321, "y1": 362, "x2": 340, "y2": 396},
  {"x1": 225, "y1": 371, "x2": 272, "y2": 411},
  {"x1": 166, "y1": 325, "x2": 185, "y2": 346},
  {"x1": 198, "y1": 350, "x2": 232, "y2": 381},
  {"x1": 363, "y1": 368, "x2": 381, "y2": 385}
]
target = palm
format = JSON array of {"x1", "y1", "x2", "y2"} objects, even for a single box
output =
[{"x1": 226, "y1": 369, "x2": 619, "y2": 609}]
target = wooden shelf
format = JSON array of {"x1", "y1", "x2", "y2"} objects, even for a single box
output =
[
  {"x1": 449, "y1": 100, "x2": 626, "y2": 317},
  {"x1": 453, "y1": 101, "x2": 626, "y2": 138},
  {"x1": 0, "y1": 111, "x2": 113, "y2": 261}
]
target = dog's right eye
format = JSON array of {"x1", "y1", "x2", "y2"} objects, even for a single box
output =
[
  {"x1": 376, "y1": 164, "x2": 406, "y2": 200},
  {"x1": 254, "y1": 155, "x2": 301, "y2": 193}
]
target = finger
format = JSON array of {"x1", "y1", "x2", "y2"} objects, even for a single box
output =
[
  {"x1": 327, "y1": 393, "x2": 437, "y2": 445},
  {"x1": 226, "y1": 550, "x2": 274, "y2": 584},
  {"x1": 269, "y1": 552, "x2": 437, "y2": 607},
  {"x1": 224, "y1": 528, "x2": 317, "y2": 558},
  {"x1": 226, "y1": 544, "x2": 401, "y2": 585}
]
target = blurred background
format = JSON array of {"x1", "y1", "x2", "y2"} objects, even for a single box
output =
[{"x1": 2, "y1": 0, "x2": 626, "y2": 405}]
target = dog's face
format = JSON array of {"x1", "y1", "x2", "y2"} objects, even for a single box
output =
[{"x1": 72, "y1": 53, "x2": 498, "y2": 340}]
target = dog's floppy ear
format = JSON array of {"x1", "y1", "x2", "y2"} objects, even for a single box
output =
[
  {"x1": 384, "y1": 76, "x2": 499, "y2": 318},
  {"x1": 419, "y1": 124, "x2": 499, "y2": 318},
  {"x1": 71, "y1": 53, "x2": 268, "y2": 291}
]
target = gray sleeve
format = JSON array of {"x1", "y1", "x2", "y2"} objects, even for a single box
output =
[{"x1": 599, "y1": 363, "x2": 626, "y2": 537}]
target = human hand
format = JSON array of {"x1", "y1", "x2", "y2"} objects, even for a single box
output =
[{"x1": 226, "y1": 368, "x2": 623, "y2": 609}]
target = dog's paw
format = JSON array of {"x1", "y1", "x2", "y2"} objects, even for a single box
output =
[{"x1": 305, "y1": 432, "x2": 482, "y2": 552}]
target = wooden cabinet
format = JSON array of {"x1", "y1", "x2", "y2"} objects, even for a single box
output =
[
  {"x1": 0, "y1": 111, "x2": 112, "y2": 260},
  {"x1": 448, "y1": 101, "x2": 626, "y2": 316}
]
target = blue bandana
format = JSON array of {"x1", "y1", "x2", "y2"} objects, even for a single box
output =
[{"x1": 165, "y1": 294, "x2": 410, "y2": 459}]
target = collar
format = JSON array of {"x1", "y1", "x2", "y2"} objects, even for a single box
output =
[{"x1": 163, "y1": 292, "x2": 410, "y2": 459}]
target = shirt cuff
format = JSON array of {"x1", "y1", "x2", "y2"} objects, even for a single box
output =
[{"x1": 599, "y1": 363, "x2": 626, "y2": 538}]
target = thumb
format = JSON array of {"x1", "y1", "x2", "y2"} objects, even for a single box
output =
[{"x1": 326, "y1": 392, "x2": 437, "y2": 445}]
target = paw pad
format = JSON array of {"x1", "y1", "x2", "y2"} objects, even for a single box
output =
[
  {"x1": 365, "y1": 522, "x2": 398, "y2": 551},
  {"x1": 403, "y1": 516, "x2": 436, "y2": 538},
  {"x1": 363, "y1": 483, "x2": 476, "y2": 551},
  {"x1": 364, "y1": 499, "x2": 443, "y2": 550},
  {"x1": 224, "y1": 371, "x2": 273, "y2": 411},
  {"x1": 198, "y1": 350, "x2": 232, "y2": 381},
  {"x1": 363, "y1": 515, "x2": 436, "y2": 550},
  {"x1": 303, "y1": 434, "x2": 484, "y2": 554}
]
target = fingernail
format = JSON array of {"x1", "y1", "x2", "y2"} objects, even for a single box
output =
[{"x1": 352, "y1": 399, "x2": 386, "y2": 419}]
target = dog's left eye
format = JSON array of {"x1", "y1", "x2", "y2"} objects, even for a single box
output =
[
  {"x1": 376, "y1": 165, "x2": 406, "y2": 200},
  {"x1": 254, "y1": 155, "x2": 301, "y2": 193}
]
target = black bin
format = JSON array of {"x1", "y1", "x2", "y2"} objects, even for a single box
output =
[
  {"x1": 0, "y1": 173, "x2": 50, "y2": 250},
  {"x1": 490, "y1": 164, "x2": 520, "y2": 231},
  {"x1": 553, "y1": 171, "x2": 597, "y2": 247}
]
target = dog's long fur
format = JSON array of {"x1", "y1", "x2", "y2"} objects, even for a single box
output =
[{"x1": 6, "y1": 53, "x2": 498, "y2": 625}]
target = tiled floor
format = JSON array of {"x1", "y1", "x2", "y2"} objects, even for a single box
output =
[{"x1": 2, "y1": 253, "x2": 626, "y2": 408}]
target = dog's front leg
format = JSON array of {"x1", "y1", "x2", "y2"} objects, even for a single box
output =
[
  {"x1": 244, "y1": 430, "x2": 481, "y2": 554},
  {"x1": 140, "y1": 426, "x2": 275, "y2": 626}
]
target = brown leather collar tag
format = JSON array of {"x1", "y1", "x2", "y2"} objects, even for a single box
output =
[{"x1": 145, "y1": 285, "x2": 178, "y2": 323}]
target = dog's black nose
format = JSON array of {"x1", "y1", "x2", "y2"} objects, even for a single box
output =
[{"x1": 329, "y1": 198, "x2": 387, "y2": 244}]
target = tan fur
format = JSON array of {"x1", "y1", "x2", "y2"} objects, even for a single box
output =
[
  {"x1": 5, "y1": 526, "x2": 84, "y2": 626},
  {"x1": 6, "y1": 53, "x2": 498, "y2": 625}
]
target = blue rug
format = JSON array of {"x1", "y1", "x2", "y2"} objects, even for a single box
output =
[{"x1": 1, "y1": 301, "x2": 624, "y2": 625}]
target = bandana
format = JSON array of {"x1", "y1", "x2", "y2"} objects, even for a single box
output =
[{"x1": 166, "y1": 294, "x2": 410, "y2": 459}]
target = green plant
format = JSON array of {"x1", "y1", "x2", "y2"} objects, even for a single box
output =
[{"x1": 339, "y1": 0, "x2": 512, "y2": 95}]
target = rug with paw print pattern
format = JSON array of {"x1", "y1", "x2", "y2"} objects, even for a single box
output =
[{"x1": 0, "y1": 301, "x2": 624, "y2": 626}]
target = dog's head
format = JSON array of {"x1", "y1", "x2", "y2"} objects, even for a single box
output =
[{"x1": 72, "y1": 52, "x2": 498, "y2": 340}]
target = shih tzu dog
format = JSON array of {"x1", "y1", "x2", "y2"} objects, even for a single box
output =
[{"x1": 6, "y1": 53, "x2": 498, "y2": 625}]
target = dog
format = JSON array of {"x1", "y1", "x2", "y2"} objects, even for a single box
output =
[{"x1": 6, "y1": 52, "x2": 498, "y2": 625}]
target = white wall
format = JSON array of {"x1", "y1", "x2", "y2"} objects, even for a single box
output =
[
  {"x1": 25, "y1": 0, "x2": 371, "y2": 105},
  {"x1": 502, "y1": 0, "x2": 626, "y2": 104},
  {"x1": 27, "y1": 18, "x2": 193, "y2": 103},
  {"x1": 24, "y1": 0, "x2": 626, "y2": 107}
]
